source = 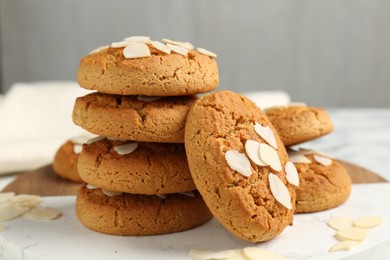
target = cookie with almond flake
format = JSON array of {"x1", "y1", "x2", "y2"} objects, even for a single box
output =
[
  {"x1": 77, "y1": 138, "x2": 196, "y2": 194},
  {"x1": 52, "y1": 140, "x2": 83, "y2": 183},
  {"x1": 184, "y1": 90, "x2": 296, "y2": 242},
  {"x1": 76, "y1": 185, "x2": 212, "y2": 236}
]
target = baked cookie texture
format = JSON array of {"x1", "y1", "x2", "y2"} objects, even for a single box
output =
[
  {"x1": 78, "y1": 138, "x2": 195, "y2": 194},
  {"x1": 185, "y1": 90, "x2": 295, "y2": 242},
  {"x1": 76, "y1": 186, "x2": 213, "y2": 236},
  {"x1": 52, "y1": 140, "x2": 83, "y2": 183},
  {"x1": 265, "y1": 106, "x2": 333, "y2": 146},
  {"x1": 77, "y1": 47, "x2": 219, "y2": 96},
  {"x1": 72, "y1": 92, "x2": 197, "y2": 143},
  {"x1": 294, "y1": 155, "x2": 352, "y2": 213}
]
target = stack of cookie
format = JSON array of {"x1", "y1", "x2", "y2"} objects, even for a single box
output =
[{"x1": 71, "y1": 36, "x2": 219, "y2": 235}]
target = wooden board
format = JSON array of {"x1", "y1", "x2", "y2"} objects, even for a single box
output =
[{"x1": 1, "y1": 161, "x2": 387, "y2": 196}]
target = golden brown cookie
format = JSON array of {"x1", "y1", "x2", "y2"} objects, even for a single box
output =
[
  {"x1": 76, "y1": 185, "x2": 213, "y2": 236},
  {"x1": 52, "y1": 140, "x2": 83, "y2": 183},
  {"x1": 185, "y1": 90, "x2": 296, "y2": 243},
  {"x1": 265, "y1": 105, "x2": 333, "y2": 146},
  {"x1": 72, "y1": 92, "x2": 197, "y2": 143},
  {"x1": 77, "y1": 138, "x2": 196, "y2": 194},
  {"x1": 77, "y1": 46, "x2": 219, "y2": 96}
]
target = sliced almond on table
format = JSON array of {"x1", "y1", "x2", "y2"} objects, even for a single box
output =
[
  {"x1": 225, "y1": 150, "x2": 252, "y2": 177},
  {"x1": 285, "y1": 161, "x2": 299, "y2": 186},
  {"x1": 150, "y1": 41, "x2": 171, "y2": 54},
  {"x1": 123, "y1": 42, "x2": 151, "y2": 59},
  {"x1": 166, "y1": 43, "x2": 188, "y2": 56},
  {"x1": 353, "y1": 216, "x2": 384, "y2": 229},
  {"x1": 23, "y1": 207, "x2": 62, "y2": 221},
  {"x1": 0, "y1": 207, "x2": 30, "y2": 222},
  {"x1": 289, "y1": 154, "x2": 312, "y2": 164},
  {"x1": 188, "y1": 249, "x2": 236, "y2": 260},
  {"x1": 328, "y1": 217, "x2": 354, "y2": 231},
  {"x1": 253, "y1": 122, "x2": 278, "y2": 149},
  {"x1": 0, "y1": 192, "x2": 15, "y2": 204},
  {"x1": 196, "y1": 47, "x2": 217, "y2": 58},
  {"x1": 335, "y1": 227, "x2": 370, "y2": 241},
  {"x1": 114, "y1": 142, "x2": 139, "y2": 155},
  {"x1": 259, "y1": 144, "x2": 282, "y2": 172},
  {"x1": 123, "y1": 36, "x2": 150, "y2": 43},
  {"x1": 89, "y1": 45, "x2": 109, "y2": 54},
  {"x1": 5, "y1": 195, "x2": 42, "y2": 208},
  {"x1": 268, "y1": 173, "x2": 292, "y2": 209},
  {"x1": 245, "y1": 140, "x2": 267, "y2": 166},
  {"x1": 162, "y1": 38, "x2": 194, "y2": 50},
  {"x1": 243, "y1": 247, "x2": 286, "y2": 260},
  {"x1": 329, "y1": 240, "x2": 359, "y2": 252},
  {"x1": 313, "y1": 155, "x2": 333, "y2": 166}
]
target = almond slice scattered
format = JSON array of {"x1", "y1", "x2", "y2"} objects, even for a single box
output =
[
  {"x1": 268, "y1": 173, "x2": 292, "y2": 209},
  {"x1": 136, "y1": 95, "x2": 164, "y2": 102},
  {"x1": 0, "y1": 207, "x2": 30, "y2": 222},
  {"x1": 178, "y1": 192, "x2": 195, "y2": 197},
  {"x1": 329, "y1": 240, "x2": 359, "y2": 252},
  {"x1": 23, "y1": 207, "x2": 62, "y2": 221},
  {"x1": 335, "y1": 227, "x2": 370, "y2": 241},
  {"x1": 243, "y1": 247, "x2": 286, "y2": 260},
  {"x1": 114, "y1": 142, "x2": 139, "y2": 155},
  {"x1": 123, "y1": 42, "x2": 151, "y2": 59},
  {"x1": 89, "y1": 45, "x2": 109, "y2": 54},
  {"x1": 0, "y1": 192, "x2": 15, "y2": 204},
  {"x1": 285, "y1": 161, "x2": 299, "y2": 186},
  {"x1": 6, "y1": 194, "x2": 42, "y2": 208},
  {"x1": 86, "y1": 136, "x2": 105, "y2": 145},
  {"x1": 166, "y1": 43, "x2": 188, "y2": 56},
  {"x1": 150, "y1": 41, "x2": 171, "y2": 54},
  {"x1": 254, "y1": 122, "x2": 278, "y2": 149},
  {"x1": 259, "y1": 144, "x2": 282, "y2": 172},
  {"x1": 102, "y1": 189, "x2": 123, "y2": 197},
  {"x1": 111, "y1": 40, "x2": 131, "y2": 48},
  {"x1": 123, "y1": 36, "x2": 150, "y2": 43},
  {"x1": 188, "y1": 249, "x2": 236, "y2": 260},
  {"x1": 162, "y1": 38, "x2": 194, "y2": 50},
  {"x1": 225, "y1": 150, "x2": 252, "y2": 177},
  {"x1": 245, "y1": 140, "x2": 267, "y2": 166},
  {"x1": 313, "y1": 155, "x2": 333, "y2": 166},
  {"x1": 73, "y1": 144, "x2": 83, "y2": 154},
  {"x1": 196, "y1": 47, "x2": 217, "y2": 58},
  {"x1": 353, "y1": 216, "x2": 383, "y2": 229},
  {"x1": 328, "y1": 217, "x2": 354, "y2": 231},
  {"x1": 289, "y1": 154, "x2": 312, "y2": 164}
]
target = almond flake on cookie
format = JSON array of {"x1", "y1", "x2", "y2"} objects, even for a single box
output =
[
  {"x1": 102, "y1": 189, "x2": 123, "y2": 197},
  {"x1": 86, "y1": 184, "x2": 98, "y2": 190},
  {"x1": 225, "y1": 150, "x2": 252, "y2": 177},
  {"x1": 243, "y1": 247, "x2": 286, "y2": 260},
  {"x1": 136, "y1": 95, "x2": 164, "y2": 102},
  {"x1": 299, "y1": 148, "x2": 334, "y2": 159},
  {"x1": 197, "y1": 47, "x2": 217, "y2": 58},
  {"x1": 285, "y1": 161, "x2": 299, "y2": 186},
  {"x1": 288, "y1": 102, "x2": 307, "y2": 107},
  {"x1": 166, "y1": 43, "x2": 188, "y2": 56},
  {"x1": 259, "y1": 144, "x2": 282, "y2": 172},
  {"x1": 89, "y1": 45, "x2": 109, "y2": 54},
  {"x1": 151, "y1": 41, "x2": 171, "y2": 54},
  {"x1": 188, "y1": 249, "x2": 236, "y2": 260},
  {"x1": 73, "y1": 144, "x2": 83, "y2": 154},
  {"x1": 179, "y1": 192, "x2": 195, "y2": 197},
  {"x1": 329, "y1": 240, "x2": 359, "y2": 252},
  {"x1": 313, "y1": 155, "x2": 333, "y2": 166},
  {"x1": 268, "y1": 173, "x2": 292, "y2": 209},
  {"x1": 23, "y1": 206, "x2": 62, "y2": 221},
  {"x1": 86, "y1": 136, "x2": 105, "y2": 145},
  {"x1": 162, "y1": 38, "x2": 194, "y2": 50},
  {"x1": 254, "y1": 122, "x2": 277, "y2": 149},
  {"x1": 156, "y1": 194, "x2": 167, "y2": 199},
  {"x1": 123, "y1": 42, "x2": 151, "y2": 59},
  {"x1": 114, "y1": 142, "x2": 138, "y2": 155},
  {"x1": 289, "y1": 154, "x2": 312, "y2": 164},
  {"x1": 123, "y1": 36, "x2": 150, "y2": 43},
  {"x1": 353, "y1": 216, "x2": 383, "y2": 229},
  {"x1": 245, "y1": 140, "x2": 267, "y2": 166},
  {"x1": 111, "y1": 40, "x2": 131, "y2": 48}
]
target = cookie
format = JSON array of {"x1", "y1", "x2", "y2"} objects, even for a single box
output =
[
  {"x1": 77, "y1": 138, "x2": 196, "y2": 194},
  {"x1": 52, "y1": 140, "x2": 83, "y2": 183},
  {"x1": 289, "y1": 149, "x2": 352, "y2": 213},
  {"x1": 76, "y1": 185, "x2": 213, "y2": 236},
  {"x1": 77, "y1": 44, "x2": 219, "y2": 96},
  {"x1": 72, "y1": 92, "x2": 197, "y2": 143},
  {"x1": 265, "y1": 105, "x2": 333, "y2": 146},
  {"x1": 185, "y1": 90, "x2": 296, "y2": 242}
]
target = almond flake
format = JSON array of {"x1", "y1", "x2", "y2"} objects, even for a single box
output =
[
  {"x1": 179, "y1": 192, "x2": 195, "y2": 197},
  {"x1": 328, "y1": 217, "x2": 354, "y2": 231},
  {"x1": 151, "y1": 41, "x2": 171, "y2": 54},
  {"x1": 86, "y1": 184, "x2": 98, "y2": 190},
  {"x1": 123, "y1": 36, "x2": 150, "y2": 43},
  {"x1": 299, "y1": 148, "x2": 334, "y2": 159},
  {"x1": 162, "y1": 38, "x2": 194, "y2": 50},
  {"x1": 288, "y1": 102, "x2": 307, "y2": 107},
  {"x1": 0, "y1": 207, "x2": 30, "y2": 222},
  {"x1": 313, "y1": 155, "x2": 333, "y2": 166},
  {"x1": 166, "y1": 43, "x2": 188, "y2": 56},
  {"x1": 137, "y1": 95, "x2": 164, "y2": 102},
  {"x1": 23, "y1": 207, "x2": 62, "y2": 221},
  {"x1": 89, "y1": 45, "x2": 109, "y2": 54},
  {"x1": 73, "y1": 144, "x2": 83, "y2": 154},
  {"x1": 254, "y1": 122, "x2": 277, "y2": 149},
  {"x1": 5, "y1": 195, "x2": 42, "y2": 208},
  {"x1": 268, "y1": 173, "x2": 292, "y2": 209},
  {"x1": 353, "y1": 216, "x2": 383, "y2": 229},
  {"x1": 0, "y1": 192, "x2": 15, "y2": 204},
  {"x1": 107, "y1": 137, "x2": 127, "y2": 141},
  {"x1": 225, "y1": 150, "x2": 252, "y2": 177},
  {"x1": 245, "y1": 140, "x2": 267, "y2": 166},
  {"x1": 111, "y1": 41, "x2": 131, "y2": 48},
  {"x1": 102, "y1": 189, "x2": 123, "y2": 197},
  {"x1": 71, "y1": 133, "x2": 97, "y2": 145},
  {"x1": 156, "y1": 194, "x2": 167, "y2": 199},
  {"x1": 123, "y1": 42, "x2": 151, "y2": 59},
  {"x1": 285, "y1": 161, "x2": 299, "y2": 186},
  {"x1": 259, "y1": 144, "x2": 282, "y2": 172},
  {"x1": 196, "y1": 47, "x2": 217, "y2": 58},
  {"x1": 86, "y1": 136, "x2": 105, "y2": 145},
  {"x1": 188, "y1": 249, "x2": 236, "y2": 260},
  {"x1": 243, "y1": 247, "x2": 286, "y2": 260},
  {"x1": 289, "y1": 154, "x2": 312, "y2": 164},
  {"x1": 114, "y1": 142, "x2": 138, "y2": 155},
  {"x1": 329, "y1": 240, "x2": 359, "y2": 252},
  {"x1": 335, "y1": 227, "x2": 370, "y2": 241}
]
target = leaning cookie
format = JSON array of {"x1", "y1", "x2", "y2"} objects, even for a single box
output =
[
  {"x1": 72, "y1": 92, "x2": 197, "y2": 143},
  {"x1": 78, "y1": 138, "x2": 196, "y2": 194},
  {"x1": 265, "y1": 105, "x2": 333, "y2": 146},
  {"x1": 289, "y1": 149, "x2": 352, "y2": 213},
  {"x1": 185, "y1": 90, "x2": 296, "y2": 243},
  {"x1": 77, "y1": 39, "x2": 219, "y2": 96},
  {"x1": 76, "y1": 185, "x2": 213, "y2": 236},
  {"x1": 52, "y1": 140, "x2": 84, "y2": 183}
]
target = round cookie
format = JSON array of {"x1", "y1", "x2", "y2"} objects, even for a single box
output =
[
  {"x1": 185, "y1": 90, "x2": 296, "y2": 243},
  {"x1": 289, "y1": 150, "x2": 352, "y2": 213},
  {"x1": 265, "y1": 105, "x2": 333, "y2": 146},
  {"x1": 76, "y1": 185, "x2": 213, "y2": 236},
  {"x1": 77, "y1": 46, "x2": 219, "y2": 96},
  {"x1": 78, "y1": 138, "x2": 196, "y2": 194},
  {"x1": 72, "y1": 93, "x2": 197, "y2": 143},
  {"x1": 52, "y1": 140, "x2": 83, "y2": 183}
]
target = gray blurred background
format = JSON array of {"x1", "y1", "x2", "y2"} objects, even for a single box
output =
[{"x1": 1, "y1": 0, "x2": 389, "y2": 107}]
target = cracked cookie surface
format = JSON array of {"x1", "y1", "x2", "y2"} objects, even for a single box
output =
[
  {"x1": 184, "y1": 91, "x2": 295, "y2": 242},
  {"x1": 77, "y1": 47, "x2": 219, "y2": 96}
]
